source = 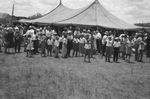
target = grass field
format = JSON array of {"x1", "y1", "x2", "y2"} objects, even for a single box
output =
[{"x1": 0, "y1": 51, "x2": 150, "y2": 99}]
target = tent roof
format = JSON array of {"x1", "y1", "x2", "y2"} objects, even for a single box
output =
[
  {"x1": 19, "y1": 0, "x2": 141, "y2": 29},
  {"x1": 56, "y1": 0, "x2": 139, "y2": 29}
]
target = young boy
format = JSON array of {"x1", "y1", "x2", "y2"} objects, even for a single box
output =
[
  {"x1": 113, "y1": 37, "x2": 121, "y2": 63},
  {"x1": 84, "y1": 40, "x2": 91, "y2": 63},
  {"x1": 47, "y1": 37, "x2": 53, "y2": 56}
]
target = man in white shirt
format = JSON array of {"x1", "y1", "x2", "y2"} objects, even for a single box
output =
[
  {"x1": 102, "y1": 31, "x2": 108, "y2": 56},
  {"x1": 105, "y1": 36, "x2": 113, "y2": 62},
  {"x1": 95, "y1": 30, "x2": 102, "y2": 53}
]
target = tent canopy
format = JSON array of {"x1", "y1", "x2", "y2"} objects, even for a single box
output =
[{"x1": 19, "y1": 0, "x2": 140, "y2": 29}]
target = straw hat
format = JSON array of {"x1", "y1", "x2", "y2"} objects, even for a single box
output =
[
  {"x1": 15, "y1": 26, "x2": 19, "y2": 30},
  {"x1": 105, "y1": 31, "x2": 109, "y2": 34},
  {"x1": 115, "y1": 37, "x2": 119, "y2": 40},
  {"x1": 87, "y1": 29, "x2": 91, "y2": 33},
  {"x1": 83, "y1": 29, "x2": 86, "y2": 32}
]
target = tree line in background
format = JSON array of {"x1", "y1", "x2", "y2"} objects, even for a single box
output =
[{"x1": 135, "y1": 23, "x2": 150, "y2": 27}]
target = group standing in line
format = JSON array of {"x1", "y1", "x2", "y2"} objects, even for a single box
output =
[{"x1": 0, "y1": 24, "x2": 150, "y2": 63}]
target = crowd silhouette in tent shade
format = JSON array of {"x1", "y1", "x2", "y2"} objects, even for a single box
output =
[{"x1": 19, "y1": 0, "x2": 140, "y2": 29}]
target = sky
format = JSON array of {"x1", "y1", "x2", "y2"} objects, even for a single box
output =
[{"x1": 0, "y1": 0, "x2": 150, "y2": 24}]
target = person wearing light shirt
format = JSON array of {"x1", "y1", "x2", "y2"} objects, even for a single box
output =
[
  {"x1": 95, "y1": 30, "x2": 102, "y2": 53},
  {"x1": 74, "y1": 30, "x2": 80, "y2": 36},
  {"x1": 92, "y1": 32, "x2": 97, "y2": 51},
  {"x1": 67, "y1": 33, "x2": 73, "y2": 57},
  {"x1": 105, "y1": 36, "x2": 113, "y2": 62},
  {"x1": 113, "y1": 37, "x2": 121, "y2": 62},
  {"x1": 25, "y1": 28, "x2": 34, "y2": 37},
  {"x1": 102, "y1": 32, "x2": 108, "y2": 56}
]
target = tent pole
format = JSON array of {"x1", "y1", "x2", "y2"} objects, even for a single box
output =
[
  {"x1": 96, "y1": 26, "x2": 98, "y2": 30},
  {"x1": 11, "y1": 4, "x2": 14, "y2": 26}
]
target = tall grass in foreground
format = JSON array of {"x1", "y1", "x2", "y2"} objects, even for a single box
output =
[{"x1": 0, "y1": 56, "x2": 150, "y2": 99}]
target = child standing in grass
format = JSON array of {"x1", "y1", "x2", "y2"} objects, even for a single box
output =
[
  {"x1": 113, "y1": 37, "x2": 121, "y2": 63},
  {"x1": 26, "y1": 35, "x2": 34, "y2": 58},
  {"x1": 47, "y1": 37, "x2": 53, "y2": 56},
  {"x1": 84, "y1": 40, "x2": 91, "y2": 63}
]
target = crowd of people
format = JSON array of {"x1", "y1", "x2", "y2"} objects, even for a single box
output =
[{"x1": 0, "y1": 24, "x2": 150, "y2": 63}]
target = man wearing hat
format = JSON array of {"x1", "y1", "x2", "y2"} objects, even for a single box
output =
[{"x1": 113, "y1": 37, "x2": 121, "y2": 62}]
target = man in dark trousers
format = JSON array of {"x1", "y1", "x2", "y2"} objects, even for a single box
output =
[
  {"x1": 66, "y1": 31, "x2": 73, "y2": 57},
  {"x1": 102, "y1": 31, "x2": 108, "y2": 56},
  {"x1": 14, "y1": 27, "x2": 22, "y2": 53},
  {"x1": 113, "y1": 37, "x2": 121, "y2": 62},
  {"x1": 95, "y1": 30, "x2": 102, "y2": 53}
]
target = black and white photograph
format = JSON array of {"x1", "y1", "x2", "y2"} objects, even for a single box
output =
[{"x1": 0, "y1": 0, "x2": 150, "y2": 99}]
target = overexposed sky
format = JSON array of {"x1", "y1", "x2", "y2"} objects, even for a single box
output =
[{"x1": 0, "y1": 0, "x2": 150, "y2": 24}]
